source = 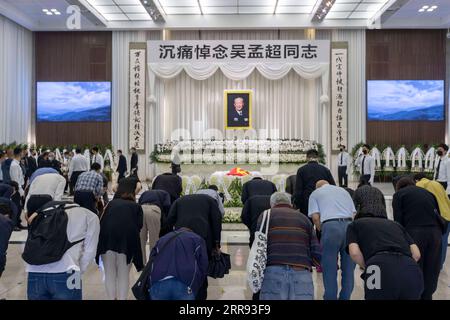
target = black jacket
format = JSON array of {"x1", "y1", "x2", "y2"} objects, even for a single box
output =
[
  {"x1": 393, "y1": 185, "x2": 440, "y2": 229},
  {"x1": 152, "y1": 173, "x2": 183, "y2": 204},
  {"x1": 0, "y1": 214, "x2": 13, "y2": 276},
  {"x1": 24, "y1": 156, "x2": 37, "y2": 178},
  {"x1": 241, "y1": 195, "x2": 271, "y2": 247},
  {"x1": 241, "y1": 178, "x2": 277, "y2": 204},
  {"x1": 167, "y1": 194, "x2": 222, "y2": 255},
  {"x1": 130, "y1": 153, "x2": 138, "y2": 170},
  {"x1": 117, "y1": 155, "x2": 127, "y2": 174},
  {"x1": 285, "y1": 174, "x2": 297, "y2": 195},
  {"x1": 96, "y1": 199, "x2": 144, "y2": 271},
  {"x1": 293, "y1": 161, "x2": 335, "y2": 215}
]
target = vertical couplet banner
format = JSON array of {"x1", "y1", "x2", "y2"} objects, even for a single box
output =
[
  {"x1": 331, "y1": 42, "x2": 348, "y2": 151},
  {"x1": 129, "y1": 43, "x2": 146, "y2": 151}
]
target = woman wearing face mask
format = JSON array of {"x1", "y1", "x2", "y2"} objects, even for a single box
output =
[
  {"x1": 356, "y1": 144, "x2": 375, "y2": 186},
  {"x1": 434, "y1": 143, "x2": 450, "y2": 191}
]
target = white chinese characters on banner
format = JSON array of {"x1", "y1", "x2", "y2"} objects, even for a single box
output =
[
  {"x1": 129, "y1": 48, "x2": 146, "y2": 151},
  {"x1": 148, "y1": 40, "x2": 330, "y2": 63},
  {"x1": 331, "y1": 47, "x2": 348, "y2": 151}
]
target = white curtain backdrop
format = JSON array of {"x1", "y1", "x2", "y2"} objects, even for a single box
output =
[
  {"x1": 0, "y1": 14, "x2": 33, "y2": 144},
  {"x1": 112, "y1": 29, "x2": 366, "y2": 179}
]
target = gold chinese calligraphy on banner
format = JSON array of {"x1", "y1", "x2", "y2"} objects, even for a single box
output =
[
  {"x1": 129, "y1": 43, "x2": 146, "y2": 151},
  {"x1": 331, "y1": 43, "x2": 348, "y2": 151}
]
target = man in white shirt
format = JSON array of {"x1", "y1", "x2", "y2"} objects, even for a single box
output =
[
  {"x1": 91, "y1": 147, "x2": 104, "y2": 171},
  {"x1": 9, "y1": 147, "x2": 25, "y2": 197},
  {"x1": 24, "y1": 173, "x2": 66, "y2": 214},
  {"x1": 356, "y1": 144, "x2": 375, "y2": 185},
  {"x1": 69, "y1": 148, "x2": 90, "y2": 196},
  {"x1": 433, "y1": 143, "x2": 450, "y2": 193},
  {"x1": 337, "y1": 145, "x2": 351, "y2": 187},
  {"x1": 24, "y1": 201, "x2": 100, "y2": 300},
  {"x1": 308, "y1": 180, "x2": 356, "y2": 300}
]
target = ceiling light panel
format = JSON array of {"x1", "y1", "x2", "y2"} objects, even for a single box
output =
[
  {"x1": 239, "y1": 6, "x2": 275, "y2": 14},
  {"x1": 158, "y1": 0, "x2": 199, "y2": 6},
  {"x1": 85, "y1": 0, "x2": 152, "y2": 20},
  {"x1": 120, "y1": 5, "x2": 148, "y2": 13},
  {"x1": 201, "y1": 6, "x2": 239, "y2": 14},
  {"x1": 200, "y1": 0, "x2": 238, "y2": 5},
  {"x1": 276, "y1": 6, "x2": 313, "y2": 13},
  {"x1": 163, "y1": 6, "x2": 202, "y2": 14}
]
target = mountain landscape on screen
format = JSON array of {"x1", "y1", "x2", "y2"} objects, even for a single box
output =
[
  {"x1": 37, "y1": 82, "x2": 111, "y2": 122},
  {"x1": 367, "y1": 80, "x2": 444, "y2": 121}
]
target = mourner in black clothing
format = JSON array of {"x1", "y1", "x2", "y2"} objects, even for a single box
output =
[
  {"x1": 241, "y1": 177, "x2": 277, "y2": 205},
  {"x1": 0, "y1": 202, "x2": 14, "y2": 278},
  {"x1": 130, "y1": 147, "x2": 138, "y2": 177},
  {"x1": 116, "y1": 150, "x2": 127, "y2": 182},
  {"x1": 241, "y1": 195, "x2": 271, "y2": 247},
  {"x1": 166, "y1": 194, "x2": 222, "y2": 300},
  {"x1": 293, "y1": 149, "x2": 336, "y2": 215},
  {"x1": 392, "y1": 177, "x2": 442, "y2": 300},
  {"x1": 113, "y1": 176, "x2": 141, "y2": 200},
  {"x1": 152, "y1": 172, "x2": 182, "y2": 204},
  {"x1": 285, "y1": 174, "x2": 296, "y2": 196},
  {"x1": 346, "y1": 211, "x2": 423, "y2": 300}
]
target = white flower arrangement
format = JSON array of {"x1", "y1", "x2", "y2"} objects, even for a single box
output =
[{"x1": 151, "y1": 139, "x2": 322, "y2": 164}]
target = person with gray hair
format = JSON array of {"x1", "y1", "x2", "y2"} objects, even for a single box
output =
[{"x1": 256, "y1": 191, "x2": 321, "y2": 300}]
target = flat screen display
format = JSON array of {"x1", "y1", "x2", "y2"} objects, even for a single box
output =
[
  {"x1": 37, "y1": 82, "x2": 111, "y2": 122},
  {"x1": 367, "y1": 80, "x2": 444, "y2": 121}
]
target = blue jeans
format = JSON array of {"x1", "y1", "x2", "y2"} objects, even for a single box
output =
[
  {"x1": 27, "y1": 271, "x2": 82, "y2": 300},
  {"x1": 149, "y1": 278, "x2": 195, "y2": 300},
  {"x1": 321, "y1": 220, "x2": 355, "y2": 300},
  {"x1": 260, "y1": 265, "x2": 314, "y2": 300},
  {"x1": 441, "y1": 224, "x2": 450, "y2": 269}
]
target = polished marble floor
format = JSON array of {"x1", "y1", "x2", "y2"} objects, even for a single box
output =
[{"x1": 2, "y1": 182, "x2": 449, "y2": 300}]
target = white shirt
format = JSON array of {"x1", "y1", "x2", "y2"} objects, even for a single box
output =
[
  {"x1": 356, "y1": 154, "x2": 375, "y2": 184},
  {"x1": 196, "y1": 189, "x2": 225, "y2": 217},
  {"x1": 69, "y1": 154, "x2": 90, "y2": 179},
  {"x1": 337, "y1": 151, "x2": 350, "y2": 167},
  {"x1": 24, "y1": 173, "x2": 66, "y2": 212},
  {"x1": 26, "y1": 205, "x2": 100, "y2": 274},
  {"x1": 9, "y1": 159, "x2": 24, "y2": 196},
  {"x1": 433, "y1": 156, "x2": 450, "y2": 193},
  {"x1": 91, "y1": 153, "x2": 104, "y2": 171},
  {"x1": 308, "y1": 184, "x2": 356, "y2": 223}
]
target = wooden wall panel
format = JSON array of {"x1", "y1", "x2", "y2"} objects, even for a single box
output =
[
  {"x1": 366, "y1": 29, "x2": 446, "y2": 148},
  {"x1": 35, "y1": 32, "x2": 112, "y2": 146}
]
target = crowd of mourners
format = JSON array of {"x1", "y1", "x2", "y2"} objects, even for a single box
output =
[{"x1": 0, "y1": 143, "x2": 449, "y2": 300}]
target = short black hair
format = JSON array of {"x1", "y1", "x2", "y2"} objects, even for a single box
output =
[
  {"x1": 92, "y1": 147, "x2": 99, "y2": 153},
  {"x1": 340, "y1": 145, "x2": 346, "y2": 149},
  {"x1": 357, "y1": 176, "x2": 371, "y2": 188},
  {"x1": 396, "y1": 177, "x2": 415, "y2": 191},
  {"x1": 208, "y1": 185, "x2": 219, "y2": 191},
  {"x1": 0, "y1": 203, "x2": 12, "y2": 217},
  {"x1": 306, "y1": 149, "x2": 319, "y2": 159},
  {"x1": 413, "y1": 173, "x2": 427, "y2": 181},
  {"x1": 75, "y1": 148, "x2": 82, "y2": 154},
  {"x1": 91, "y1": 163, "x2": 101, "y2": 171},
  {"x1": 438, "y1": 143, "x2": 449, "y2": 151},
  {"x1": 117, "y1": 149, "x2": 122, "y2": 154},
  {"x1": 13, "y1": 147, "x2": 22, "y2": 156},
  {"x1": 363, "y1": 144, "x2": 371, "y2": 150},
  {"x1": 131, "y1": 147, "x2": 136, "y2": 151}
]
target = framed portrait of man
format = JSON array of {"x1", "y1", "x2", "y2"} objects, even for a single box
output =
[{"x1": 224, "y1": 90, "x2": 252, "y2": 130}]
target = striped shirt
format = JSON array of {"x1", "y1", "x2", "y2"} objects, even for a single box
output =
[
  {"x1": 257, "y1": 204, "x2": 321, "y2": 270},
  {"x1": 75, "y1": 170, "x2": 104, "y2": 197}
]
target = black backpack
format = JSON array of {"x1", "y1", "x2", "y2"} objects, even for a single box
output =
[
  {"x1": 22, "y1": 201, "x2": 83, "y2": 265},
  {"x1": 1, "y1": 159, "x2": 12, "y2": 183}
]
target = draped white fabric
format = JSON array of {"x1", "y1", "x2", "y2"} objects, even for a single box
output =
[{"x1": 0, "y1": 15, "x2": 33, "y2": 144}]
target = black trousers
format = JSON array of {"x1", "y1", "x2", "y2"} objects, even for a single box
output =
[
  {"x1": 70, "y1": 171, "x2": 84, "y2": 195},
  {"x1": 196, "y1": 277, "x2": 208, "y2": 300},
  {"x1": 364, "y1": 253, "x2": 423, "y2": 300},
  {"x1": 407, "y1": 226, "x2": 442, "y2": 300},
  {"x1": 11, "y1": 193, "x2": 22, "y2": 227},
  {"x1": 118, "y1": 171, "x2": 125, "y2": 182},
  {"x1": 338, "y1": 166, "x2": 348, "y2": 187}
]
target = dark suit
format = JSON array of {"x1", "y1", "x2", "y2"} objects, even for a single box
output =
[
  {"x1": 117, "y1": 155, "x2": 127, "y2": 181},
  {"x1": 130, "y1": 153, "x2": 138, "y2": 176},
  {"x1": 293, "y1": 161, "x2": 336, "y2": 216},
  {"x1": 285, "y1": 174, "x2": 297, "y2": 195},
  {"x1": 227, "y1": 108, "x2": 249, "y2": 127},
  {"x1": 241, "y1": 178, "x2": 277, "y2": 205},
  {"x1": 152, "y1": 173, "x2": 183, "y2": 204},
  {"x1": 24, "y1": 156, "x2": 37, "y2": 180},
  {"x1": 240, "y1": 195, "x2": 271, "y2": 247}
]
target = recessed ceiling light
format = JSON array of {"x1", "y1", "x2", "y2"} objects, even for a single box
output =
[
  {"x1": 51, "y1": 9, "x2": 57, "y2": 12},
  {"x1": 46, "y1": 11, "x2": 53, "y2": 15},
  {"x1": 427, "y1": 8, "x2": 433, "y2": 11},
  {"x1": 431, "y1": 5, "x2": 437, "y2": 9},
  {"x1": 42, "y1": 9, "x2": 48, "y2": 12},
  {"x1": 54, "y1": 12, "x2": 61, "y2": 15},
  {"x1": 418, "y1": 8, "x2": 425, "y2": 12},
  {"x1": 422, "y1": 5, "x2": 429, "y2": 8}
]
